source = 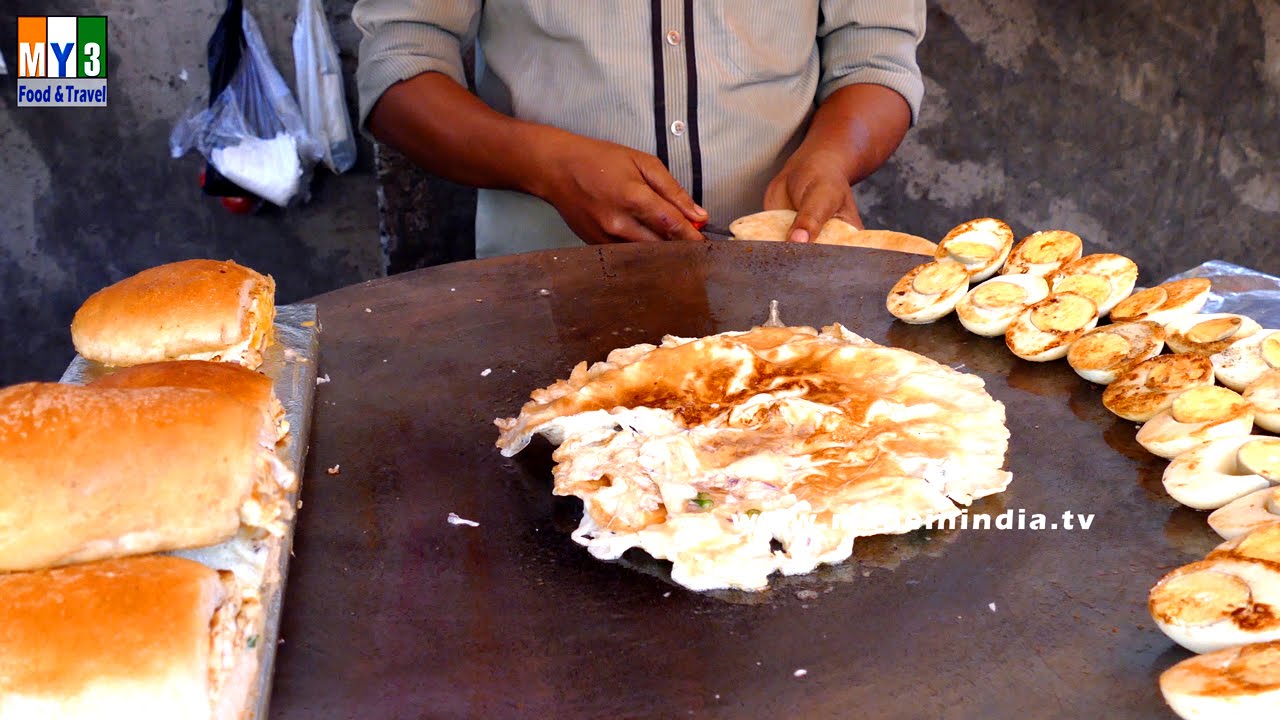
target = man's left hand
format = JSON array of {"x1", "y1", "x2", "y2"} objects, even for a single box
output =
[
  {"x1": 761, "y1": 83, "x2": 913, "y2": 243},
  {"x1": 763, "y1": 152, "x2": 864, "y2": 243}
]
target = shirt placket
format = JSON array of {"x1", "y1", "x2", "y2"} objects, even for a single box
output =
[{"x1": 658, "y1": 0, "x2": 692, "y2": 198}]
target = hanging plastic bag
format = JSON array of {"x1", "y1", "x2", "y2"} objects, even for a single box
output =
[
  {"x1": 170, "y1": 0, "x2": 323, "y2": 207},
  {"x1": 293, "y1": 0, "x2": 356, "y2": 173}
]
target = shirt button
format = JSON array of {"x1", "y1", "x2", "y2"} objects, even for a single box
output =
[
  {"x1": 666, "y1": 30, "x2": 681, "y2": 46},
  {"x1": 670, "y1": 120, "x2": 686, "y2": 136}
]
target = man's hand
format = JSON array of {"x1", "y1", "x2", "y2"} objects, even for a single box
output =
[
  {"x1": 763, "y1": 83, "x2": 911, "y2": 243},
  {"x1": 763, "y1": 153, "x2": 863, "y2": 243},
  {"x1": 367, "y1": 72, "x2": 705, "y2": 245},
  {"x1": 530, "y1": 130, "x2": 707, "y2": 245}
]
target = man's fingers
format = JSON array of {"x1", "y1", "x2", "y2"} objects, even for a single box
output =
[
  {"x1": 787, "y1": 186, "x2": 844, "y2": 243},
  {"x1": 597, "y1": 212, "x2": 665, "y2": 244},
  {"x1": 636, "y1": 157, "x2": 707, "y2": 222},
  {"x1": 762, "y1": 177, "x2": 794, "y2": 211},
  {"x1": 632, "y1": 191, "x2": 706, "y2": 242},
  {"x1": 835, "y1": 196, "x2": 865, "y2": 230}
]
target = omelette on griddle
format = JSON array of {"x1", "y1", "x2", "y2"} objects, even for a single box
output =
[{"x1": 496, "y1": 324, "x2": 1012, "y2": 591}]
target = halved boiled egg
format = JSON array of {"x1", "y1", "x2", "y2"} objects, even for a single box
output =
[
  {"x1": 1245, "y1": 369, "x2": 1280, "y2": 433},
  {"x1": 1004, "y1": 293, "x2": 1099, "y2": 362},
  {"x1": 1208, "y1": 486, "x2": 1280, "y2": 541},
  {"x1": 1001, "y1": 230, "x2": 1083, "y2": 277},
  {"x1": 1166, "y1": 313, "x2": 1263, "y2": 355},
  {"x1": 1213, "y1": 329, "x2": 1280, "y2": 391},
  {"x1": 1136, "y1": 386, "x2": 1255, "y2": 459},
  {"x1": 1150, "y1": 556, "x2": 1280, "y2": 654},
  {"x1": 1050, "y1": 253, "x2": 1139, "y2": 316},
  {"x1": 1067, "y1": 321, "x2": 1165, "y2": 385},
  {"x1": 1213, "y1": 522, "x2": 1280, "y2": 562},
  {"x1": 1110, "y1": 278, "x2": 1212, "y2": 325},
  {"x1": 1239, "y1": 437, "x2": 1280, "y2": 483},
  {"x1": 886, "y1": 260, "x2": 970, "y2": 324},
  {"x1": 1102, "y1": 353, "x2": 1215, "y2": 422},
  {"x1": 1160, "y1": 640, "x2": 1280, "y2": 720},
  {"x1": 1163, "y1": 434, "x2": 1276, "y2": 510},
  {"x1": 934, "y1": 218, "x2": 1014, "y2": 282},
  {"x1": 955, "y1": 274, "x2": 1050, "y2": 337}
]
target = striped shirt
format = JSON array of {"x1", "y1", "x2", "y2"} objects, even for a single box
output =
[{"x1": 354, "y1": 1, "x2": 926, "y2": 258}]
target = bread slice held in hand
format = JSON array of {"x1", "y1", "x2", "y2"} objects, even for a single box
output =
[
  {"x1": 71, "y1": 259, "x2": 276, "y2": 369},
  {"x1": 728, "y1": 209, "x2": 936, "y2": 255},
  {"x1": 0, "y1": 555, "x2": 261, "y2": 720},
  {"x1": 0, "y1": 382, "x2": 295, "y2": 572}
]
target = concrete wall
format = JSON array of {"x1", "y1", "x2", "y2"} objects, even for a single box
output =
[
  {"x1": 3, "y1": 1, "x2": 1280, "y2": 385},
  {"x1": 861, "y1": 0, "x2": 1280, "y2": 282},
  {"x1": 0, "y1": 0, "x2": 382, "y2": 386}
]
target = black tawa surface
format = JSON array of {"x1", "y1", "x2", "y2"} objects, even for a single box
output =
[{"x1": 272, "y1": 241, "x2": 1206, "y2": 719}]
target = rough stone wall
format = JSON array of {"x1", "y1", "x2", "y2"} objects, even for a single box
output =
[
  {"x1": 860, "y1": 0, "x2": 1280, "y2": 282},
  {"x1": 0, "y1": 0, "x2": 382, "y2": 386}
]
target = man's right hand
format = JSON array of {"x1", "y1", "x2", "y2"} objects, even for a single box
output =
[
  {"x1": 529, "y1": 129, "x2": 708, "y2": 245},
  {"x1": 369, "y1": 73, "x2": 706, "y2": 245}
]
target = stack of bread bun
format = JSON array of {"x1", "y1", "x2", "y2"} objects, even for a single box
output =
[
  {"x1": 0, "y1": 259, "x2": 294, "y2": 719},
  {"x1": 887, "y1": 219, "x2": 1280, "y2": 719}
]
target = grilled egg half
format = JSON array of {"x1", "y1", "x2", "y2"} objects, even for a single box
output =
[
  {"x1": 1166, "y1": 313, "x2": 1263, "y2": 355},
  {"x1": 1239, "y1": 437, "x2": 1280, "y2": 483},
  {"x1": 1066, "y1": 321, "x2": 1165, "y2": 385},
  {"x1": 1210, "y1": 485, "x2": 1280, "y2": 540},
  {"x1": 1110, "y1": 278, "x2": 1212, "y2": 326},
  {"x1": 1001, "y1": 230, "x2": 1083, "y2": 277},
  {"x1": 1163, "y1": 435, "x2": 1277, "y2": 510},
  {"x1": 886, "y1": 260, "x2": 970, "y2": 324},
  {"x1": 1102, "y1": 353, "x2": 1215, "y2": 422},
  {"x1": 934, "y1": 218, "x2": 1014, "y2": 282},
  {"x1": 955, "y1": 274, "x2": 1050, "y2": 337},
  {"x1": 1049, "y1": 253, "x2": 1139, "y2": 316},
  {"x1": 1005, "y1": 293, "x2": 1099, "y2": 362},
  {"x1": 1150, "y1": 525, "x2": 1280, "y2": 653},
  {"x1": 1160, "y1": 640, "x2": 1280, "y2": 720},
  {"x1": 1136, "y1": 385, "x2": 1254, "y2": 459},
  {"x1": 1245, "y1": 369, "x2": 1280, "y2": 433},
  {"x1": 1212, "y1": 329, "x2": 1280, "y2": 391}
]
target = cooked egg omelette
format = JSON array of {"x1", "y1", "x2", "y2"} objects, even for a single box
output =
[{"x1": 495, "y1": 325, "x2": 1012, "y2": 592}]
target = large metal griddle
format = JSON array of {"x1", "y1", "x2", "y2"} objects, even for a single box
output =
[{"x1": 271, "y1": 241, "x2": 1211, "y2": 719}]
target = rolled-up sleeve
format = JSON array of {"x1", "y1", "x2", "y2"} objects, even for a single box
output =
[
  {"x1": 351, "y1": 0, "x2": 481, "y2": 129},
  {"x1": 817, "y1": 0, "x2": 926, "y2": 124}
]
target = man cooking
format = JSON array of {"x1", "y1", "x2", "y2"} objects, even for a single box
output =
[{"x1": 353, "y1": 1, "x2": 925, "y2": 258}]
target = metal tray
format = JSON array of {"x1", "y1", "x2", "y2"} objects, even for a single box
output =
[
  {"x1": 270, "y1": 242, "x2": 1245, "y2": 719},
  {"x1": 60, "y1": 303, "x2": 319, "y2": 720}
]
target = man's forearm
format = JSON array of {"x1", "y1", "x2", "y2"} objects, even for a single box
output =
[
  {"x1": 799, "y1": 83, "x2": 912, "y2": 184},
  {"x1": 366, "y1": 71, "x2": 556, "y2": 197},
  {"x1": 365, "y1": 70, "x2": 706, "y2": 245}
]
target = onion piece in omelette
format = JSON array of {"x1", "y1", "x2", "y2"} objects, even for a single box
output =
[{"x1": 495, "y1": 324, "x2": 1012, "y2": 592}]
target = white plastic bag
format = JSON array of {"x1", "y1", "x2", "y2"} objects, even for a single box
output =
[
  {"x1": 170, "y1": 2, "x2": 323, "y2": 206},
  {"x1": 293, "y1": 0, "x2": 356, "y2": 174}
]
